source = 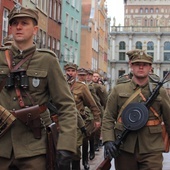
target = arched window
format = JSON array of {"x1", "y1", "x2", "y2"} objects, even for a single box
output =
[
  {"x1": 140, "y1": 8, "x2": 143, "y2": 14},
  {"x1": 136, "y1": 41, "x2": 142, "y2": 49},
  {"x1": 147, "y1": 41, "x2": 154, "y2": 58},
  {"x1": 164, "y1": 41, "x2": 170, "y2": 61},
  {"x1": 119, "y1": 41, "x2": 126, "y2": 60},
  {"x1": 119, "y1": 41, "x2": 125, "y2": 50}
]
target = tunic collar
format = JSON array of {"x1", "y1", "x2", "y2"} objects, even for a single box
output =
[{"x1": 10, "y1": 45, "x2": 36, "y2": 59}]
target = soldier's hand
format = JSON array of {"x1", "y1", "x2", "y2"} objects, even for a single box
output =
[
  {"x1": 57, "y1": 150, "x2": 73, "y2": 166},
  {"x1": 94, "y1": 121, "x2": 101, "y2": 129},
  {"x1": 80, "y1": 126, "x2": 87, "y2": 136},
  {"x1": 104, "y1": 141, "x2": 120, "y2": 159}
]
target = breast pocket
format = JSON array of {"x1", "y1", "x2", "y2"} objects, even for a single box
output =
[
  {"x1": 27, "y1": 70, "x2": 47, "y2": 91},
  {"x1": 118, "y1": 93, "x2": 132, "y2": 107},
  {"x1": 0, "y1": 67, "x2": 9, "y2": 80}
]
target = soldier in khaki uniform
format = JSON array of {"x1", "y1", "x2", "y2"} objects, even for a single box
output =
[
  {"x1": 102, "y1": 49, "x2": 170, "y2": 170},
  {"x1": 64, "y1": 63, "x2": 101, "y2": 170},
  {"x1": 92, "y1": 71, "x2": 108, "y2": 151},
  {"x1": 0, "y1": 5, "x2": 77, "y2": 170}
]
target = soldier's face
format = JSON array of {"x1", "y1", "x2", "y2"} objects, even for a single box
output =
[
  {"x1": 131, "y1": 62, "x2": 152, "y2": 78},
  {"x1": 86, "y1": 74, "x2": 93, "y2": 82},
  {"x1": 9, "y1": 17, "x2": 38, "y2": 46},
  {"x1": 92, "y1": 73, "x2": 100, "y2": 83},
  {"x1": 65, "y1": 68, "x2": 77, "y2": 78},
  {"x1": 77, "y1": 74, "x2": 87, "y2": 82}
]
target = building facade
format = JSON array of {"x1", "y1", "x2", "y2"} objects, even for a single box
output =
[
  {"x1": 110, "y1": 0, "x2": 170, "y2": 88},
  {"x1": 59, "y1": 0, "x2": 82, "y2": 70}
]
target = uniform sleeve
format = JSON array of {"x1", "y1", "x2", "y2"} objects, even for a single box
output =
[
  {"x1": 160, "y1": 87, "x2": 170, "y2": 136},
  {"x1": 102, "y1": 87, "x2": 118, "y2": 143},
  {"x1": 47, "y1": 57, "x2": 77, "y2": 153},
  {"x1": 82, "y1": 85, "x2": 101, "y2": 122},
  {"x1": 96, "y1": 84, "x2": 108, "y2": 109}
]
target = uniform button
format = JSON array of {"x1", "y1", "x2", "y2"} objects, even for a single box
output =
[
  {"x1": 35, "y1": 72, "x2": 38, "y2": 75},
  {"x1": 12, "y1": 108, "x2": 16, "y2": 111},
  {"x1": 13, "y1": 97, "x2": 17, "y2": 101}
]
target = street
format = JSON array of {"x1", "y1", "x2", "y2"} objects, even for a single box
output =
[{"x1": 81, "y1": 146, "x2": 170, "y2": 170}]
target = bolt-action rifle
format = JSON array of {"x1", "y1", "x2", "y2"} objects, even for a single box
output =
[{"x1": 97, "y1": 71, "x2": 170, "y2": 170}]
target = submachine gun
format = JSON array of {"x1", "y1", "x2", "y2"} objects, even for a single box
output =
[{"x1": 97, "y1": 71, "x2": 170, "y2": 170}]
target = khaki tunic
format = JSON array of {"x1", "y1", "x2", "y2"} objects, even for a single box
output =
[
  {"x1": 102, "y1": 80, "x2": 170, "y2": 154},
  {"x1": 70, "y1": 81, "x2": 100, "y2": 122},
  {"x1": 0, "y1": 45, "x2": 77, "y2": 158}
]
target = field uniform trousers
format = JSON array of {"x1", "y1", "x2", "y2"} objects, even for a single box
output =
[
  {"x1": 114, "y1": 149, "x2": 163, "y2": 170},
  {"x1": 0, "y1": 153, "x2": 46, "y2": 170}
]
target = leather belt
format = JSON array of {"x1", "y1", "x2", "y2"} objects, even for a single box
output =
[
  {"x1": 145, "y1": 119, "x2": 161, "y2": 126},
  {"x1": 117, "y1": 118, "x2": 160, "y2": 126}
]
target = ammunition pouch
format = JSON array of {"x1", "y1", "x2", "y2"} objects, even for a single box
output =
[
  {"x1": 0, "y1": 105, "x2": 16, "y2": 138},
  {"x1": 11, "y1": 105, "x2": 47, "y2": 139}
]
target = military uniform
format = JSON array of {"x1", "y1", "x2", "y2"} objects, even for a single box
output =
[
  {"x1": 102, "y1": 49, "x2": 170, "y2": 170},
  {"x1": 64, "y1": 64, "x2": 101, "y2": 170},
  {"x1": 0, "y1": 6, "x2": 77, "y2": 170}
]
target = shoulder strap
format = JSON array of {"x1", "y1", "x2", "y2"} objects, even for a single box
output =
[
  {"x1": 139, "y1": 92, "x2": 161, "y2": 121},
  {"x1": 117, "y1": 88, "x2": 142, "y2": 120}
]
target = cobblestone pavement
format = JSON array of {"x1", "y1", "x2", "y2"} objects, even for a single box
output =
[{"x1": 81, "y1": 146, "x2": 170, "y2": 170}]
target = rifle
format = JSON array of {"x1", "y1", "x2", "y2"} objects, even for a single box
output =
[{"x1": 97, "y1": 71, "x2": 170, "y2": 170}]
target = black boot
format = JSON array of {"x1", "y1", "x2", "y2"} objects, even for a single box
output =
[
  {"x1": 82, "y1": 138, "x2": 90, "y2": 170},
  {"x1": 59, "y1": 162, "x2": 71, "y2": 170},
  {"x1": 89, "y1": 136, "x2": 95, "y2": 160},
  {"x1": 72, "y1": 160, "x2": 80, "y2": 170}
]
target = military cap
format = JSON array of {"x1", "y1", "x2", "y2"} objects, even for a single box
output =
[
  {"x1": 77, "y1": 68, "x2": 87, "y2": 75},
  {"x1": 64, "y1": 63, "x2": 78, "y2": 70},
  {"x1": 86, "y1": 69, "x2": 94, "y2": 75},
  {"x1": 8, "y1": 4, "x2": 39, "y2": 25},
  {"x1": 127, "y1": 49, "x2": 153, "y2": 64}
]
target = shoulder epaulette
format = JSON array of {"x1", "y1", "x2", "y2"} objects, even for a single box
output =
[
  {"x1": 77, "y1": 81, "x2": 86, "y2": 85},
  {"x1": 0, "y1": 46, "x2": 11, "y2": 51},
  {"x1": 37, "y1": 48, "x2": 58, "y2": 58}
]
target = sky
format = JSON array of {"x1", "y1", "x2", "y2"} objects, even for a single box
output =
[{"x1": 106, "y1": 0, "x2": 124, "y2": 26}]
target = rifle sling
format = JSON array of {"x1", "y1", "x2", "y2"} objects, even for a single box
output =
[{"x1": 117, "y1": 88, "x2": 141, "y2": 121}]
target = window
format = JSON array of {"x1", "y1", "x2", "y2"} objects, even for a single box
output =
[
  {"x1": 150, "y1": 8, "x2": 154, "y2": 13},
  {"x1": 136, "y1": 41, "x2": 142, "y2": 49},
  {"x1": 147, "y1": 41, "x2": 154, "y2": 58},
  {"x1": 70, "y1": 17, "x2": 74, "y2": 40},
  {"x1": 119, "y1": 41, "x2": 126, "y2": 61},
  {"x1": 54, "y1": 1, "x2": 57, "y2": 20},
  {"x1": 49, "y1": 0, "x2": 52, "y2": 18},
  {"x1": 75, "y1": 20, "x2": 79, "y2": 42},
  {"x1": 65, "y1": 14, "x2": 69, "y2": 37},
  {"x1": 140, "y1": 8, "x2": 143, "y2": 14},
  {"x1": 57, "y1": 3, "x2": 61, "y2": 22},
  {"x1": 145, "y1": 8, "x2": 148, "y2": 13},
  {"x1": 119, "y1": 41, "x2": 125, "y2": 50},
  {"x1": 71, "y1": 0, "x2": 75, "y2": 7},
  {"x1": 145, "y1": 19, "x2": 147, "y2": 26},
  {"x1": 147, "y1": 41, "x2": 154, "y2": 50},
  {"x1": 2, "y1": 8, "x2": 9, "y2": 42},
  {"x1": 42, "y1": 32, "x2": 46, "y2": 48},
  {"x1": 52, "y1": 38, "x2": 56, "y2": 52},
  {"x1": 156, "y1": 8, "x2": 159, "y2": 13},
  {"x1": 48, "y1": 36, "x2": 51, "y2": 49},
  {"x1": 164, "y1": 41, "x2": 170, "y2": 61},
  {"x1": 119, "y1": 70, "x2": 125, "y2": 77}
]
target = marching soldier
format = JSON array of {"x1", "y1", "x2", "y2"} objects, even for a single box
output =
[
  {"x1": 64, "y1": 64, "x2": 101, "y2": 170},
  {"x1": 102, "y1": 49, "x2": 170, "y2": 170},
  {"x1": 92, "y1": 71, "x2": 108, "y2": 151},
  {"x1": 0, "y1": 5, "x2": 77, "y2": 170}
]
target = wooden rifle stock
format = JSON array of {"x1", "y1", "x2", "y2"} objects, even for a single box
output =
[{"x1": 96, "y1": 157, "x2": 111, "y2": 170}]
